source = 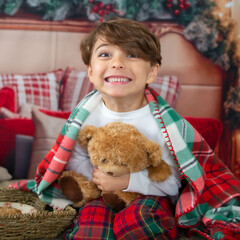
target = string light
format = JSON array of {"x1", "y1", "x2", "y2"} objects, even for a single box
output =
[
  {"x1": 218, "y1": 12, "x2": 223, "y2": 17},
  {"x1": 225, "y1": 1, "x2": 233, "y2": 8}
]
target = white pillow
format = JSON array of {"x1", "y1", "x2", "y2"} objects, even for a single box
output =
[{"x1": 0, "y1": 166, "x2": 12, "y2": 181}]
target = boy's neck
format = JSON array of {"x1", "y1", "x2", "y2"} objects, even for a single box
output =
[{"x1": 102, "y1": 95, "x2": 148, "y2": 113}]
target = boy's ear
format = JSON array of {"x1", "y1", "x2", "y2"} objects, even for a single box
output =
[
  {"x1": 87, "y1": 65, "x2": 93, "y2": 83},
  {"x1": 146, "y1": 63, "x2": 160, "y2": 84}
]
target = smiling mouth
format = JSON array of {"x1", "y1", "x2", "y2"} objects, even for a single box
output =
[{"x1": 105, "y1": 77, "x2": 131, "y2": 82}]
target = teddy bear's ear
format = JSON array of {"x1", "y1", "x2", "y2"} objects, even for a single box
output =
[
  {"x1": 146, "y1": 140, "x2": 172, "y2": 182},
  {"x1": 145, "y1": 140, "x2": 162, "y2": 167},
  {"x1": 78, "y1": 125, "x2": 97, "y2": 149}
]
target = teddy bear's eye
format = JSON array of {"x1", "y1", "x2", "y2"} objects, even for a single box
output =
[
  {"x1": 120, "y1": 162, "x2": 127, "y2": 166},
  {"x1": 101, "y1": 158, "x2": 107, "y2": 163}
]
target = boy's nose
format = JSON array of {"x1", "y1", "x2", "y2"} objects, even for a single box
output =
[
  {"x1": 111, "y1": 57, "x2": 125, "y2": 69},
  {"x1": 112, "y1": 63, "x2": 123, "y2": 69}
]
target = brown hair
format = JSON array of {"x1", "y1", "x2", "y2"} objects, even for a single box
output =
[{"x1": 80, "y1": 18, "x2": 162, "y2": 66}]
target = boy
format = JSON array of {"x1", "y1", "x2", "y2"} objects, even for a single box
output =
[
  {"x1": 64, "y1": 18, "x2": 181, "y2": 239},
  {"x1": 12, "y1": 18, "x2": 240, "y2": 240}
]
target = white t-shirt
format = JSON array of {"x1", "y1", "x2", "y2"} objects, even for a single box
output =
[{"x1": 66, "y1": 101, "x2": 181, "y2": 200}]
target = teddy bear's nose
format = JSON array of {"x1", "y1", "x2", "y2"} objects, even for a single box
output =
[{"x1": 107, "y1": 172, "x2": 113, "y2": 176}]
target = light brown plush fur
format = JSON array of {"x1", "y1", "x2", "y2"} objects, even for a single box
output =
[{"x1": 59, "y1": 122, "x2": 172, "y2": 210}]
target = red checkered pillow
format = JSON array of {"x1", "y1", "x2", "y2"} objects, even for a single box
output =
[
  {"x1": 0, "y1": 69, "x2": 64, "y2": 111},
  {"x1": 60, "y1": 67, "x2": 94, "y2": 111},
  {"x1": 0, "y1": 86, "x2": 18, "y2": 112},
  {"x1": 149, "y1": 75, "x2": 180, "y2": 107}
]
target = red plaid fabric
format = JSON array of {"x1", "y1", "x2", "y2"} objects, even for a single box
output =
[
  {"x1": 64, "y1": 196, "x2": 178, "y2": 240},
  {"x1": 149, "y1": 75, "x2": 180, "y2": 108},
  {"x1": 0, "y1": 69, "x2": 64, "y2": 111},
  {"x1": 60, "y1": 67, "x2": 95, "y2": 111},
  {"x1": 64, "y1": 198, "x2": 115, "y2": 240}
]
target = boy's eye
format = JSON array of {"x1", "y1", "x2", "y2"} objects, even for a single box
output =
[
  {"x1": 99, "y1": 52, "x2": 110, "y2": 57},
  {"x1": 127, "y1": 54, "x2": 138, "y2": 58}
]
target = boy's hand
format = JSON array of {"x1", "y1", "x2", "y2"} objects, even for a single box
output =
[{"x1": 92, "y1": 168, "x2": 130, "y2": 192}]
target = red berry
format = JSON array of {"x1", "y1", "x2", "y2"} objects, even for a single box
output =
[
  {"x1": 99, "y1": 9, "x2": 105, "y2": 16},
  {"x1": 97, "y1": 2, "x2": 104, "y2": 9},
  {"x1": 174, "y1": 9, "x2": 180, "y2": 15},
  {"x1": 91, "y1": 5, "x2": 99, "y2": 13},
  {"x1": 179, "y1": 3, "x2": 185, "y2": 9},
  {"x1": 105, "y1": 4, "x2": 113, "y2": 11},
  {"x1": 166, "y1": 3, "x2": 172, "y2": 8}
]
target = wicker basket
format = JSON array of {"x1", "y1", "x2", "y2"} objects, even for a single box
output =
[{"x1": 0, "y1": 187, "x2": 77, "y2": 240}]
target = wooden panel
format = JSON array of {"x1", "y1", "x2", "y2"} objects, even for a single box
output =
[
  {"x1": 0, "y1": 29, "x2": 56, "y2": 74},
  {"x1": 55, "y1": 31, "x2": 87, "y2": 71},
  {"x1": 175, "y1": 85, "x2": 222, "y2": 119},
  {"x1": 159, "y1": 33, "x2": 223, "y2": 86}
]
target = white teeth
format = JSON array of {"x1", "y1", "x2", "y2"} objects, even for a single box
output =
[{"x1": 107, "y1": 78, "x2": 130, "y2": 82}]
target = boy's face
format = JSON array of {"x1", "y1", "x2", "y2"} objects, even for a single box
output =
[{"x1": 87, "y1": 38, "x2": 159, "y2": 105}]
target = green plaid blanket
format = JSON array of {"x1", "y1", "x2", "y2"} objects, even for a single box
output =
[{"x1": 11, "y1": 87, "x2": 240, "y2": 239}]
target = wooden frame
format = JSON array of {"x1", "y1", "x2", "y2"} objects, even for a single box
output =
[
  {"x1": 0, "y1": 15, "x2": 183, "y2": 38},
  {"x1": 0, "y1": 17, "x2": 96, "y2": 33}
]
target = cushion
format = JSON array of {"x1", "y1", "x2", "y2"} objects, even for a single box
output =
[
  {"x1": 0, "y1": 69, "x2": 64, "y2": 111},
  {"x1": 0, "y1": 107, "x2": 70, "y2": 178},
  {"x1": 0, "y1": 86, "x2": 17, "y2": 113},
  {"x1": 27, "y1": 107, "x2": 67, "y2": 179},
  {"x1": 14, "y1": 135, "x2": 34, "y2": 179},
  {"x1": 0, "y1": 118, "x2": 34, "y2": 171},
  {"x1": 0, "y1": 166, "x2": 12, "y2": 181},
  {"x1": 39, "y1": 108, "x2": 71, "y2": 119},
  {"x1": 60, "y1": 67, "x2": 95, "y2": 111},
  {"x1": 18, "y1": 104, "x2": 72, "y2": 119},
  {"x1": 0, "y1": 107, "x2": 20, "y2": 119},
  {"x1": 60, "y1": 67, "x2": 180, "y2": 111},
  {"x1": 185, "y1": 116, "x2": 223, "y2": 150},
  {"x1": 149, "y1": 75, "x2": 180, "y2": 108}
]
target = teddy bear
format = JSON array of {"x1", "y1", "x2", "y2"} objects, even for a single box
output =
[{"x1": 59, "y1": 121, "x2": 172, "y2": 211}]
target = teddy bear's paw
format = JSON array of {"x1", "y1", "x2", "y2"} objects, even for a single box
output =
[
  {"x1": 73, "y1": 200, "x2": 86, "y2": 208},
  {"x1": 59, "y1": 172, "x2": 84, "y2": 204},
  {"x1": 82, "y1": 181, "x2": 101, "y2": 202},
  {"x1": 115, "y1": 191, "x2": 140, "y2": 207},
  {"x1": 59, "y1": 170, "x2": 101, "y2": 205},
  {"x1": 102, "y1": 192, "x2": 126, "y2": 211},
  {"x1": 148, "y1": 161, "x2": 172, "y2": 182}
]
